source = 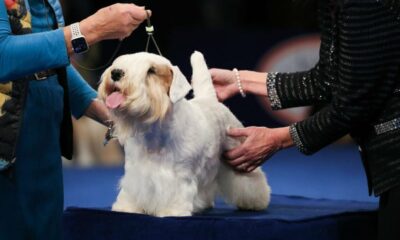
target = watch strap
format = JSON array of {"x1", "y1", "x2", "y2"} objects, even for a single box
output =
[
  {"x1": 70, "y1": 22, "x2": 89, "y2": 54},
  {"x1": 71, "y1": 22, "x2": 83, "y2": 39}
]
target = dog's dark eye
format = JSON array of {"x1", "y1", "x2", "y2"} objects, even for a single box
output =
[
  {"x1": 147, "y1": 67, "x2": 156, "y2": 75},
  {"x1": 111, "y1": 69, "x2": 125, "y2": 82}
]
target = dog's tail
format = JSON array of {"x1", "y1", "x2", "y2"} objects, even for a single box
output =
[
  {"x1": 190, "y1": 51, "x2": 218, "y2": 101},
  {"x1": 217, "y1": 163, "x2": 271, "y2": 211}
]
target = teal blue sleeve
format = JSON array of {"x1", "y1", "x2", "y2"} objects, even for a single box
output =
[
  {"x1": 67, "y1": 65, "x2": 97, "y2": 119},
  {"x1": 0, "y1": 2, "x2": 69, "y2": 82}
]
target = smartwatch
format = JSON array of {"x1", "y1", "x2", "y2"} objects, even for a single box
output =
[{"x1": 70, "y1": 22, "x2": 89, "y2": 54}]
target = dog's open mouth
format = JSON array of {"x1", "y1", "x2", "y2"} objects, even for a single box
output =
[{"x1": 105, "y1": 84, "x2": 126, "y2": 109}]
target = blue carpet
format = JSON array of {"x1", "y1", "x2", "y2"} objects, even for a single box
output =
[
  {"x1": 263, "y1": 144, "x2": 378, "y2": 203},
  {"x1": 63, "y1": 144, "x2": 378, "y2": 209}
]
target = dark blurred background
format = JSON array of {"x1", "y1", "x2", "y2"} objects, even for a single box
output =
[
  {"x1": 58, "y1": 1, "x2": 376, "y2": 205},
  {"x1": 61, "y1": 0, "x2": 319, "y2": 125},
  {"x1": 60, "y1": 1, "x2": 344, "y2": 166}
]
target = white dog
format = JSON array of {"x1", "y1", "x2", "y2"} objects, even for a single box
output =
[{"x1": 98, "y1": 51, "x2": 271, "y2": 217}]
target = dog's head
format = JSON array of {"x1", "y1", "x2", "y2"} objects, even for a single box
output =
[{"x1": 98, "y1": 52, "x2": 192, "y2": 124}]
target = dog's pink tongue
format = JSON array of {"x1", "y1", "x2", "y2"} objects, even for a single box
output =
[{"x1": 106, "y1": 92, "x2": 126, "y2": 109}]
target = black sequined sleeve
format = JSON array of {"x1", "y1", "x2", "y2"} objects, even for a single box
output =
[
  {"x1": 266, "y1": 62, "x2": 331, "y2": 110},
  {"x1": 285, "y1": 1, "x2": 400, "y2": 154}
]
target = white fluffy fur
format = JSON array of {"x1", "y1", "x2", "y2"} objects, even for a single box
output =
[{"x1": 98, "y1": 51, "x2": 271, "y2": 217}]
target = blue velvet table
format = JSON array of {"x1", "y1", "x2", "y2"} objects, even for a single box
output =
[
  {"x1": 63, "y1": 194, "x2": 377, "y2": 240},
  {"x1": 63, "y1": 145, "x2": 378, "y2": 240}
]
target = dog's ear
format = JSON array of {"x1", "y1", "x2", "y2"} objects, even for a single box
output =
[
  {"x1": 169, "y1": 66, "x2": 192, "y2": 103},
  {"x1": 147, "y1": 64, "x2": 173, "y2": 94}
]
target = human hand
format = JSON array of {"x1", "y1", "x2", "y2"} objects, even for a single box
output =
[
  {"x1": 224, "y1": 126, "x2": 293, "y2": 172},
  {"x1": 84, "y1": 99, "x2": 111, "y2": 126},
  {"x1": 209, "y1": 68, "x2": 239, "y2": 101},
  {"x1": 80, "y1": 3, "x2": 149, "y2": 42}
]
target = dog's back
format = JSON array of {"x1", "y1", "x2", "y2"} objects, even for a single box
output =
[{"x1": 188, "y1": 52, "x2": 271, "y2": 212}]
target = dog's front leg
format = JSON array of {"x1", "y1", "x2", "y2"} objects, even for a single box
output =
[
  {"x1": 155, "y1": 181, "x2": 197, "y2": 217},
  {"x1": 112, "y1": 189, "x2": 144, "y2": 214}
]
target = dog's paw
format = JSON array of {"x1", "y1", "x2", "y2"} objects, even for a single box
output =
[
  {"x1": 156, "y1": 209, "x2": 192, "y2": 217},
  {"x1": 111, "y1": 201, "x2": 144, "y2": 214}
]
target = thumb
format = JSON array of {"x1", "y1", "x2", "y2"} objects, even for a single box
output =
[
  {"x1": 209, "y1": 68, "x2": 218, "y2": 80},
  {"x1": 130, "y1": 5, "x2": 149, "y2": 21},
  {"x1": 227, "y1": 127, "x2": 249, "y2": 138},
  {"x1": 146, "y1": 9, "x2": 152, "y2": 18}
]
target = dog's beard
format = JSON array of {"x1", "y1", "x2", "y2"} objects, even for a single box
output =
[
  {"x1": 110, "y1": 77, "x2": 171, "y2": 130},
  {"x1": 99, "y1": 69, "x2": 171, "y2": 124}
]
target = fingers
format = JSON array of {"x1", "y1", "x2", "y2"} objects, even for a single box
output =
[
  {"x1": 214, "y1": 85, "x2": 235, "y2": 102},
  {"x1": 146, "y1": 10, "x2": 152, "y2": 18},
  {"x1": 236, "y1": 162, "x2": 256, "y2": 173},
  {"x1": 226, "y1": 154, "x2": 263, "y2": 173},
  {"x1": 245, "y1": 164, "x2": 258, "y2": 172},
  {"x1": 223, "y1": 141, "x2": 256, "y2": 169},
  {"x1": 226, "y1": 153, "x2": 247, "y2": 166},
  {"x1": 90, "y1": 3, "x2": 150, "y2": 42},
  {"x1": 248, "y1": 159, "x2": 263, "y2": 171},
  {"x1": 209, "y1": 68, "x2": 218, "y2": 79},
  {"x1": 223, "y1": 126, "x2": 268, "y2": 172},
  {"x1": 210, "y1": 68, "x2": 234, "y2": 83},
  {"x1": 127, "y1": 4, "x2": 148, "y2": 22},
  {"x1": 223, "y1": 127, "x2": 248, "y2": 160},
  {"x1": 210, "y1": 68, "x2": 240, "y2": 101},
  {"x1": 117, "y1": 4, "x2": 150, "y2": 40},
  {"x1": 227, "y1": 127, "x2": 249, "y2": 138}
]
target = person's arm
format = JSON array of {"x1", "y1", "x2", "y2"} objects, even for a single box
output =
[
  {"x1": 66, "y1": 65, "x2": 110, "y2": 125},
  {"x1": 63, "y1": 4, "x2": 149, "y2": 55},
  {"x1": 264, "y1": 62, "x2": 330, "y2": 110},
  {"x1": 211, "y1": 4, "x2": 328, "y2": 106},
  {"x1": 223, "y1": 1, "x2": 400, "y2": 171},
  {"x1": 224, "y1": 126, "x2": 294, "y2": 172},
  {"x1": 67, "y1": 65, "x2": 97, "y2": 118},
  {"x1": 84, "y1": 99, "x2": 111, "y2": 126},
  {"x1": 0, "y1": 2, "x2": 148, "y2": 82},
  {"x1": 262, "y1": 3, "x2": 328, "y2": 110},
  {"x1": 210, "y1": 61, "x2": 330, "y2": 107},
  {"x1": 0, "y1": 2, "x2": 69, "y2": 82},
  {"x1": 290, "y1": 1, "x2": 400, "y2": 155}
]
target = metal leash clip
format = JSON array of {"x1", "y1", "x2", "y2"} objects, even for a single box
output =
[
  {"x1": 145, "y1": 10, "x2": 162, "y2": 56},
  {"x1": 103, "y1": 120, "x2": 117, "y2": 146}
]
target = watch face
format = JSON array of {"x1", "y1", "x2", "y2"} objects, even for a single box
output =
[{"x1": 72, "y1": 37, "x2": 89, "y2": 54}]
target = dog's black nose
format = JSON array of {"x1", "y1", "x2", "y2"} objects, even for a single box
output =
[{"x1": 111, "y1": 69, "x2": 124, "y2": 82}]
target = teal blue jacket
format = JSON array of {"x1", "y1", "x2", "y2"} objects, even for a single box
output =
[
  {"x1": 0, "y1": 0, "x2": 70, "y2": 81},
  {"x1": 0, "y1": 0, "x2": 96, "y2": 169}
]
